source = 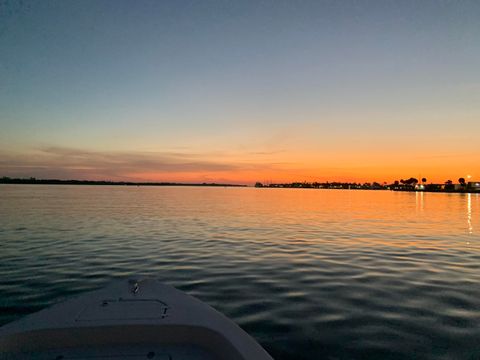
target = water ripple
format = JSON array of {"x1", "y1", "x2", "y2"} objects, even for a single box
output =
[{"x1": 0, "y1": 185, "x2": 479, "y2": 359}]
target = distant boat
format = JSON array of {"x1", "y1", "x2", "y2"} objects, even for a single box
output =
[{"x1": 0, "y1": 279, "x2": 273, "y2": 359}]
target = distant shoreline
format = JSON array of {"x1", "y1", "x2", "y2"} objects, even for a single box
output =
[
  {"x1": 0, "y1": 177, "x2": 247, "y2": 187},
  {"x1": 254, "y1": 181, "x2": 480, "y2": 194},
  {"x1": 1, "y1": 177, "x2": 479, "y2": 194}
]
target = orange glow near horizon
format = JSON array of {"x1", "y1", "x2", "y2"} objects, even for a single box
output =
[
  {"x1": 0, "y1": 144, "x2": 477, "y2": 185},
  {"x1": 0, "y1": 144, "x2": 480, "y2": 184},
  {"x1": 127, "y1": 148, "x2": 478, "y2": 184},
  {"x1": 129, "y1": 157, "x2": 477, "y2": 185}
]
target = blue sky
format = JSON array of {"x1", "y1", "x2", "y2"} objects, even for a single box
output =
[{"x1": 1, "y1": 0, "x2": 479, "y2": 183}]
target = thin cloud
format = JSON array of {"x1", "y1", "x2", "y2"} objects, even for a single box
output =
[
  {"x1": 0, "y1": 146, "x2": 283, "y2": 181},
  {"x1": 248, "y1": 150, "x2": 286, "y2": 156},
  {"x1": 412, "y1": 153, "x2": 465, "y2": 160}
]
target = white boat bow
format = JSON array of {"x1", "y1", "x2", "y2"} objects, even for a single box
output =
[{"x1": 0, "y1": 279, "x2": 273, "y2": 360}]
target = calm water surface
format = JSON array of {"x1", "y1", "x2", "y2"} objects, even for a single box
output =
[{"x1": 0, "y1": 185, "x2": 479, "y2": 359}]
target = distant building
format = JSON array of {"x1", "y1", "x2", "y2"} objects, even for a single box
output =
[{"x1": 467, "y1": 181, "x2": 480, "y2": 192}]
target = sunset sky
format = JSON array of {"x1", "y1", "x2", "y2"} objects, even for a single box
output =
[{"x1": 1, "y1": 0, "x2": 479, "y2": 184}]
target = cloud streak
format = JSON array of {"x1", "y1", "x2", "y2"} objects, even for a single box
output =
[{"x1": 0, "y1": 146, "x2": 283, "y2": 182}]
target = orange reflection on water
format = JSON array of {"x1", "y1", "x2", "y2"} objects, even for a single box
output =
[
  {"x1": 210, "y1": 188, "x2": 480, "y2": 251},
  {"x1": 467, "y1": 193, "x2": 473, "y2": 236},
  {"x1": 1, "y1": 185, "x2": 478, "y2": 253}
]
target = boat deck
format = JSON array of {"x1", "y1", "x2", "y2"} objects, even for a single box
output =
[{"x1": 3, "y1": 344, "x2": 215, "y2": 360}]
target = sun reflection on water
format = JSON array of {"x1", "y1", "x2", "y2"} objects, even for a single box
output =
[
  {"x1": 415, "y1": 191, "x2": 424, "y2": 213},
  {"x1": 467, "y1": 193, "x2": 472, "y2": 236}
]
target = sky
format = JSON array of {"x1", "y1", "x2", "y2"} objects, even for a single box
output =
[{"x1": 1, "y1": 0, "x2": 479, "y2": 184}]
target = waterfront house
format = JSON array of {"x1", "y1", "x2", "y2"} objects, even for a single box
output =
[
  {"x1": 415, "y1": 184, "x2": 425, "y2": 191},
  {"x1": 467, "y1": 181, "x2": 480, "y2": 192}
]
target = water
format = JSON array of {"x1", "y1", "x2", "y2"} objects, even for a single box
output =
[{"x1": 0, "y1": 185, "x2": 479, "y2": 359}]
